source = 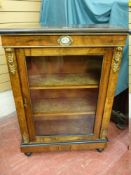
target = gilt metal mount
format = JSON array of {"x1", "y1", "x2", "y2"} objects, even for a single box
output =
[
  {"x1": 23, "y1": 132, "x2": 29, "y2": 144},
  {"x1": 5, "y1": 48, "x2": 16, "y2": 75},
  {"x1": 112, "y1": 47, "x2": 123, "y2": 73},
  {"x1": 101, "y1": 129, "x2": 108, "y2": 139}
]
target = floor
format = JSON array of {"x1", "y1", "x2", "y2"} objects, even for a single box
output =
[
  {"x1": 0, "y1": 113, "x2": 130, "y2": 175},
  {"x1": 0, "y1": 90, "x2": 15, "y2": 118},
  {"x1": 129, "y1": 93, "x2": 131, "y2": 118}
]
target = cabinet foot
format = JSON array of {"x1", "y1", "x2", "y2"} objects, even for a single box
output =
[
  {"x1": 24, "y1": 152, "x2": 32, "y2": 157},
  {"x1": 96, "y1": 148, "x2": 104, "y2": 153}
]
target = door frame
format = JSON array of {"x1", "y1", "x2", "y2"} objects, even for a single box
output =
[{"x1": 15, "y1": 47, "x2": 113, "y2": 143}]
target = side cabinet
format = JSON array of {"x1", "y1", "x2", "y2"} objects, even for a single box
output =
[{"x1": 1, "y1": 30, "x2": 127, "y2": 155}]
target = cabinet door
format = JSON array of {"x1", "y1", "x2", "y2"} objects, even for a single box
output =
[{"x1": 16, "y1": 47, "x2": 112, "y2": 143}]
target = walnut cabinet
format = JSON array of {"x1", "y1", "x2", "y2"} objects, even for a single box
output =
[{"x1": 0, "y1": 25, "x2": 127, "y2": 155}]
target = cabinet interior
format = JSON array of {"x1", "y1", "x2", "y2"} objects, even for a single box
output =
[{"x1": 26, "y1": 55, "x2": 103, "y2": 136}]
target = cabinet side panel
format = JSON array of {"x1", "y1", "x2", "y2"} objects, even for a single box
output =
[
  {"x1": 4, "y1": 48, "x2": 29, "y2": 143},
  {"x1": 100, "y1": 47, "x2": 124, "y2": 139}
]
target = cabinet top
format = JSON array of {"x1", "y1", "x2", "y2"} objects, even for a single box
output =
[{"x1": 0, "y1": 23, "x2": 128, "y2": 35}]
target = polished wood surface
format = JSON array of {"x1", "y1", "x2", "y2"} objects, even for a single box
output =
[
  {"x1": 0, "y1": 24, "x2": 128, "y2": 34},
  {"x1": 4, "y1": 48, "x2": 30, "y2": 144},
  {"x1": 2, "y1": 35, "x2": 127, "y2": 47},
  {"x1": 1, "y1": 26, "x2": 127, "y2": 154}
]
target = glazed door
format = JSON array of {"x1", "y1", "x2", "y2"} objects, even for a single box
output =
[{"x1": 16, "y1": 47, "x2": 112, "y2": 143}]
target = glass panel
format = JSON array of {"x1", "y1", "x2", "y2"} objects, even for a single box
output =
[
  {"x1": 26, "y1": 55, "x2": 102, "y2": 88},
  {"x1": 26, "y1": 55, "x2": 103, "y2": 136}
]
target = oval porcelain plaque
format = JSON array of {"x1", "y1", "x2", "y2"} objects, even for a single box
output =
[{"x1": 58, "y1": 36, "x2": 73, "y2": 46}]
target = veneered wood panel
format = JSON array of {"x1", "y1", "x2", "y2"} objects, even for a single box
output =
[
  {"x1": 94, "y1": 49, "x2": 112, "y2": 138},
  {"x1": 5, "y1": 48, "x2": 30, "y2": 143},
  {"x1": 0, "y1": 23, "x2": 127, "y2": 152},
  {"x1": 21, "y1": 142, "x2": 107, "y2": 153},
  {"x1": 15, "y1": 46, "x2": 115, "y2": 145},
  {"x1": 100, "y1": 47, "x2": 123, "y2": 139},
  {"x1": 16, "y1": 49, "x2": 35, "y2": 141},
  {"x1": 2, "y1": 35, "x2": 127, "y2": 47},
  {"x1": 25, "y1": 48, "x2": 106, "y2": 57},
  {"x1": 25, "y1": 46, "x2": 129, "y2": 99}
]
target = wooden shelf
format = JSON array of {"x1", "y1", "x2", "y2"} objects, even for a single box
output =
[
  {"x1": 29, "y1": 73, "x2": 99, "y2": 90},
  {"x1": 34, "y1": 114, "x2": 95, "y2": 122},
  {"x1": 34, "y1": 115, "x2": 95, "y2": 136},
  {"x1": 32, "y1": 96, "x2": 97, "y2": 116}
]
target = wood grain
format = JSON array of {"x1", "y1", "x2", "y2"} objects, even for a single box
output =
[
  {"x1": 32, "y1": 97, "x2": 97, "y2": 115},
  {"x1": 25, "y1": 47, "x2": 106, "y2": 57},
  {"x1": 5, "y1": 48, "x2": 30, "y2": 144},
  {"x1": 94, "y1": 49, "x2": 113, "y2": 138},
  {"x1": 1, "y1": 30, "x2": 127, "y2": 153},
  {"x1": 2, "y1": 35, "x2": 127, "y2": 47},
  {"x1": 100, "y1": 47, "x2": 123, "y2": 139},
  {"x1": 21, "y1": 141, "x2": 107, "y2": 153},
  {"x1": 15, "y1": 49, "x2": 35, "y2": 141}
]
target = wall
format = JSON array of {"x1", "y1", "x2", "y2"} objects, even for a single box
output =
[
  {"x1": 0, "y1": 0, "x2": 130, "y2": 116},
  {"x1": 0, "y1": 0, "x2": 41, "y2": 117},
  {"x1": 0, "y1": 0, "x2": 41, "y2": 92}
]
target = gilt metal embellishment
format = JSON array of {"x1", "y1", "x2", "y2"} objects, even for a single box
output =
[
  {"x1": 5, "y1": 48, "x2": 16, "y2": 75},
  {"x1": 58, "y1": 36, "x2": 73, "y2": 46},
  {"x1": 101, "y1": 129, "x2": 108, "y2": 139},
  {"x1": 112, "y1": 47, "x2": 123, "y2": 73},
  {"x1": 23, "y1": 132, "x2": 29, "y2": 144}
]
